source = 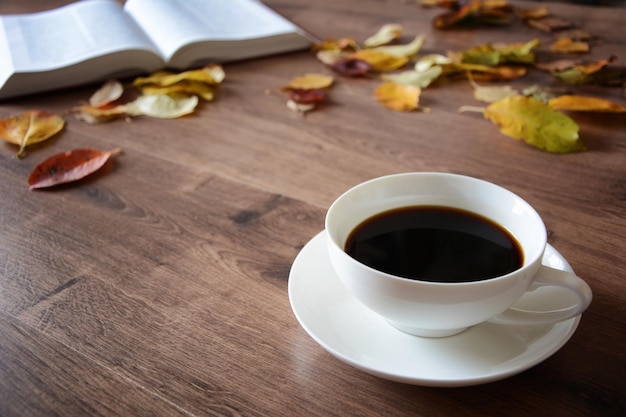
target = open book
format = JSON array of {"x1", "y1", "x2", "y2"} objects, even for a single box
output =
[{"x1": 0, "y1": 0, "x2": 311, "y2": 99}]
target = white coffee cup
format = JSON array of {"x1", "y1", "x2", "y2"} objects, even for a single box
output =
[{"x1": 325, "y1": 172, "x2": 593, "y2": 337}]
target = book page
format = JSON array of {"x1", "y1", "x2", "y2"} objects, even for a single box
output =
[
  {"x1": 125, "y1": 0, "x2": 306, "y2": 65},
  {"x1": 2, "y1": 0, "x2": 159, "y2": 72}
]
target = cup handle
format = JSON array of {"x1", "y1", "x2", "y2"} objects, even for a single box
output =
[{"x1": 488, "y1": 265, "x2": 593, "y2": 326}]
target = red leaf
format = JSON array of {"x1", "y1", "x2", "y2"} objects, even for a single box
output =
[
  {"x1": 329, "y1": 58, "x2": 373, "y2": 77},
  {"x1": 28, "y1": 148, "x2": 122, "y2": 190},
  {"x1": 288, "y1": 89, "x2": 328, "y2": 104}
]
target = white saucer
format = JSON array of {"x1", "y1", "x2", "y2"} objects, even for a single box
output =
[{"x1": 288, "y1": 231, "x2": 581, "y2": 387}]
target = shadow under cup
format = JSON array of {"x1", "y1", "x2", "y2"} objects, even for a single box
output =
[{"x1": 325, "y1": 172, "x2": 556, "y2": 337}]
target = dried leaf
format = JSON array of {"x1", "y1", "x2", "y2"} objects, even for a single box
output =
[
  {"x1": 348, "y1": 49, "x2": 409, "y2": 72},
  {"x1": 368, "y1": 34, "x2": 426, "y2": 58},
  {"x1": 125, "y1": 94, "x2": 199, "y2": 118},
  {"x1": 420, "y1": 0, "x2": 459, "y2": 7},
  {"x1": 415, "y1": 54, "x2": 453, "y2": 72},
  {"x1": 535, "y1": 58, "x2": 579, "y2": 73},
  {"x1": 484, "y1": 96, "x2": 584, "y2": 153},
  {"x1": 89, "y1": 80, "x2": 124, "y2": 107},
  {"x1": 454, "y1": 63, "x2": 528, "y2": 81},
  {"x1": 526, "y1": 16, "x2": 572, "y2": 32},
  {"x1": 330, "y1": 58, "x2": 373, "y2": 76},
  {"x1": 313, "y1": 38, "x2": 359, "y2": 52},
  {"x1": 550, "y1": 38, "x2": 589, "y2": 54},
  {"x1": 73, "y1": 104, "x2": 128, "y2": 124},
  {"x1": 460, "y1": 39, "x2": 539, "y2": 66},
  {"x1": 282, "y1": 74, "x2": 334, "y2": 91},
  {"x1": 374, "y1": 81, "x2": 422, "y2": 111},
  {"x1": 28, "y1": 148, "x2": 122, "y2": 189},
  {"x1": 287, "y1": 99, "x2": 316, "y2": 115},
  {"x1": 133, "y1": 64, "x2": 225, "y2": 87},
  {"x1": 515, "y1": 5, "x2": 549, "y2": 20},
  {"x1": 555, "y1": 29, "x2": 595, "y2": 41},
  {"x1": 478, "y1": 0, "x2": 514, "y2": 25},
  {"x1": 363, "y1": 23, "x2": 403, "y2": 48},
  {"x1": 0, "y1": 110, "x2": 65, "y2": 158},
  {"x1": 548, "y1": 95, "x2": 626, "y2": 112},
  {"x1": 434, "y1": 0, "x2": 481, "y2": 29},
  {"x1": 469, "y1": 77, "x2": 519, "y2": 103},
  {"x1": 316, "y1": 50, "x2": 345, "y2": 66},
  {"x1": 521, "y1": 85, "x2": 564, "y2": 103},
  {"x1": 550, "y1": 55, "x2": 618, "y2": 85},
  {"x1": 381, "y1": 65, "x2": 443, "y2": 88},
  {"x1": 288, "y1": 89, "x2": 328, "y2": 105},
  {"x1": 139, "y1": 81, "x2": 217, "y2": 101}
]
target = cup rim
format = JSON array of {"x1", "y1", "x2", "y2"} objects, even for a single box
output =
[{"x1": 325, "y1": 172, "x2": 547, "y2": 286}]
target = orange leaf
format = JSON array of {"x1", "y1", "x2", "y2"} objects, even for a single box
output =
[
  {"x1": 374, "y1": 81, "x2": 422, "y2": 111},
  {"x1": 0, "y1": 110, "x2": 65, "y2": 158},
  {"x1": 28, "y1": 148, "x2": 122, "y2": 190},
  {"x1": 548, "y1": 95, "x2": 626, "y2": 112}
]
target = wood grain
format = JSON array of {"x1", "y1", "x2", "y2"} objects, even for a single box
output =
[{"x1": 1, "y1": 1, "x2": 625, "y2": 416}]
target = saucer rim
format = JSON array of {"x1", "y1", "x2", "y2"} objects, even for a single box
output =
[{"x1": 288, "y1": 230, "x2": 581, "y2": 387}]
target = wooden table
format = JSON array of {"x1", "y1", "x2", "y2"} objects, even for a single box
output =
[{"x1": 1, "y1": 1, "x2": 625, "y2": 416}]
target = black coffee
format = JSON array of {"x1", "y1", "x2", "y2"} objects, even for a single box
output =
[{"x1": 344, "y1": 206, "x2": 523, "y2": 283}]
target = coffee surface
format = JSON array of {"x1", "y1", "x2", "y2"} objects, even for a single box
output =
[{"x1": 344, "y1": 206, "x2": 523, "y2": 282}]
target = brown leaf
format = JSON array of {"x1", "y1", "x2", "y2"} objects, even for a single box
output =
[
  {"x1": 28, "y1": 148, "x2": 122, "y2": 190},
  {"x1": 0, "y1": 110, "x2": 65, "y2": 158}
]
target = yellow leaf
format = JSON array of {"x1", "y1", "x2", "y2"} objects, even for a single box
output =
[
  {"x1": 133, "y1": 64, "x2": 225, "y2": 87},
  {"x1": 313, "y1": 37, "x2": 359, "y2": 52},
  {"x1": 548, "y1": 95, "x2": 626, "y2": 112},
  {"x1": 363, "y1": 23, "x2": 403, "y2": 48},
  {"x1": 139, "y1": 81, "x2": 217, "y2": 101},
  {"x1": 316, "y1": 49, "x2": 345, "y2": 66},
  {"x1": 349, "y1": 49, "x2": 409, "y2": 72},
  {"x1": 484, "y1": 96, "x2": 584, "y2": 153},
  {"x1": 0, "y1": 110, "x2": 65, "y2": 158},
  {"x1": 89, "y1": 80, "x2": 124, "y2": 107},
  {"x1": 469, "y1": 76, "x2": 519, "y2": 103},
  {"x1": 381, "y1": 66, "x2": 442, "y2": 88},
  {"x1": 550, "y1": 38, "x2": 589, "y2": 54},
  {"x1": 73, "y1": 104, "x2": 128, "y2": 124},
  {"x1": 374, "y1": 81, "x2": 422, "y2": 111},
  {"x1": 460, "y1": 39, "x2": 540, "y2": 66},
  {"x1": 515, "y1": 5, "x2": 549, "y2": 20},
  {"x1": 369, "y1": 34, "x2": 426, "y2": 58},
  {"x1": 125, "y1": 94, "x2": 199, "y2": 118},
  {"x1": 282, "y1": 73, "x2": 334, "y2": 90},
  {"x1": 415, "y1": 54, "x2": 452, "y2": 72}
]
